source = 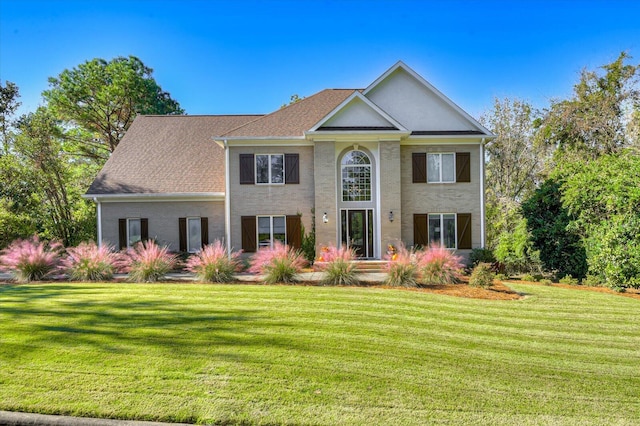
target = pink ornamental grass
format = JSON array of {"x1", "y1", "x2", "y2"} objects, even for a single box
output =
[
  {"x1": 184, "y1": 240, "x2": 243, "y2": 283},
  {"x1": 417, "y1": 243, "x2": 464, "y2": 285},
  {"x1": 121, "y1": 240, "x2": 179, "y2": 283},
  {"x1": 316, "y1": 245, "x2": 359, "y2": 286},
  {"x1": 384, "y1": 243, "x2": 419, "y2": 287},
  {"x1": 61, "y1": 242, "x2": 121, "y2": 281},
  {"x1": 248, "y1": 241, "x2": 307, "y2": 284},
  {"x1": 0, "y1": 235, "x2": 63, "y2": 282}
]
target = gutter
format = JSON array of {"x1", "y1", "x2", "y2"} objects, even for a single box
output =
[
  {"x1": 480, "y1": 138, "x2": 486, "y2": 248},
  {"x1": 223, "y1": 139, "x2": 232, "y2": 257}
]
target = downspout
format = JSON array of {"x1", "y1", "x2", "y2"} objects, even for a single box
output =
[
  {"x1": 223, "y1": 139, "x2": 232, "y2": 257},
  {"x1": 93, "y1": 197, "x2": 102, "y2": 248},
  {"x1": 480, "y1": 138, "x2": 486, "y2": 248}
]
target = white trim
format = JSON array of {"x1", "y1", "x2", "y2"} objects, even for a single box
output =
[
  {"x1": 84, "y1": 192, "x2": 224, "y2": 202},
  {"x1": 427, "y1": 152, "x2": 456, "y2": 184},
  {"x1": 224, "y1": 139, "x2": 231, "y2": 256},
  {"x1": 95, "y1": 198, "x2": 102, "y2": 248},
  {"x1": 480, "y1": 139, "x2": 486, "y2": 248},
  {"x1": 375, "y1": 142, "x2": 382, "y2": 259}
]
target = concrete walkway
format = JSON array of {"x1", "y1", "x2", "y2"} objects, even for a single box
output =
[{"x1": 0, "y1": 411, "x2": 192, "y2": 426}]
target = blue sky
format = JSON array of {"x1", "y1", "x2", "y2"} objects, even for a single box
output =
[{"x1": 1, "y1": 0, "x2": 639, "y2": 119}]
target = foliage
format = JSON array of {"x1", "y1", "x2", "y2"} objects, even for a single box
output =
[
  {"x1": 521, "y1": 273, "x2": 537, "y2": 282},
  {"x1": 0, "y1": 198, "x2": 37, "y2": 249},
  {"x1": 1, "y1": 80, "x2": 20, "y2": 154},
  {"x1": 540, "y1": 279, "x2": 553, "y2": 286},
  {"x1": 468, "y1": 262, "x2": 494, "y2": 288},
  {"x1": 559, "y1": 275, "x2": 579, "y2": 285},
  {"x1": 316, "y1": 245, "x2": 359, "y2": 286},
  {"x1": 493, "y1": 214, "x2": 541, "y2": 274},
  {"x1": 384, "y1": 244, "x2": 418, "y2": 287},
  {"x1": 61, "y1": 241, "x2": 120, "y2": 281},
  {"x1": 0, "y1": 235, "x2": 62, "y2": 282},
  {"x1": 43, "y1": 56, "x2": 184, "y2": 162},
  {"x1": 121, "y1": 240, "x2": 179, "y2": 283},
  {"x1": 468, "y1": 247, "x2": 496, "y2": 267},
  {"x1": 247, "y1": 241, "x2": 307, "y2": 284},
  {"x1": 184, "y1": 240, "x2": 242, "y2": 283},
  {"x1": 417, "y1": 243, "x2": 463, "y2": 285},
  {"x1": 581, "y1": 274, "x2": 601, "y2": 287},
  {"x1": 300, "y1": 210, "x2": 316, "y2": 264},
  {"x1": 538, "y1": 52, "x2": 640, "y2": 161},
  {"x1": 521, "y1": 179, "x2": 588, "y2": 279}
]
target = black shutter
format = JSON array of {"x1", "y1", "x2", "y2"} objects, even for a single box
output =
[
  {"x1": 457, "y1": 213, "x2": 472, "y2": 249},
  {"x1": 178, "y1": 218, "x2": 187, "y2": 252},
  {"x1": 456, "y1": 152, "x2": 471, "y2": 183},
  {"x1": 285, "y1": 153, "x2": 299, "y2": 184},
  {"x1": 286, "y1": 215, "x2": 302, "y2": 249},
  {"x1": 413, "y1": 214, "x2": 428, "y2": 248},
  {"x1": 412, "y1": 153, "x2": 427, "y2": 183},
  {"x1": 200, "y1": 217, "x2": 209, "y2": 247},
  {"x1": 241, "y1": 216, "x2": 257, "y2": 252},
  {"x1": 118, "y1": 219, "x2": 127, "y2": 250},
  {"x1": 140, "y1": 218, "x2": 149, "y2": 242},
  {"x1": 239, "y1": 154, "x2": 255, "y2": 184}
]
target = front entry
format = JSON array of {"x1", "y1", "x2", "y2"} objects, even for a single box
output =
[{"x1": 341, "y1": 209, "x2": 374, "y2": 258}]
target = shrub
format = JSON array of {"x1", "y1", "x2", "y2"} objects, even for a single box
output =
[
  {"x1": 61, "y1": 242, "x2": 120, "y2": 281},
  {"x1": 495, "y1": 273, "x2": 508, "y2": 281},
  {"x1": 540, "y1": 279, "x2": 553, "y2": 286},
  {"x1": 384, "y1": 244, "x2": 418, "y2": 288},
  {"x1": 468, "y1": 262, "x2": 494, "y2": 289},
  {"x1": 468, "y1": 247, "x2": 496, "y2": 267},
  {"x1": 316, "y1": 245, "x2": 358, "y2": 286},
  {"x1": 122, "y1": 240, "x2": 179, "y2": 283},
  {"x1": 248, "y1": 241, "x2": 307, "y2": 284},
  {"x1": 0, "y1": 235, "x2": 62, "y2": 282},
  {"x1": 184, "y1": 240, "x2": 242, "y2": 283},
  {"x1": 417, "y1": 243, "x2": 463, "y2": 285},
  {"x1": 581, "y1": 274, "x2": 602, "y2": 287},
  {"x1": 521, "y1": 273, "x2": 537, "y2": 282},
  {"x1": 559, "y1": 274, "x2": 579, "y2": 285}
]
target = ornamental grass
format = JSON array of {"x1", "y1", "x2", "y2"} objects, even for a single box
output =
[
  {"x1": 248, "y1": 241, "x2": 307, "y2": 284},
  {"x1": 417, "y1": 243, "x2": 464, "y2": 285},
  {"x1": 0, "y1": 235, "x2": 62, "y2": 282},
  {"x1": 184, "y1": 240, "x2": 243, "y2": 283},
  {"x1": 61, "y1": 242, "x2": 121, "y2": 281},
  {"x1": 384, "y1": 244, "x2": 418, "y2": 287},
  {"x1": 316, "y1": 245, "x2": 359, "y2": 286},
  {"x1": 121, "y1": 240, "x2": 179, "y2": 283}
]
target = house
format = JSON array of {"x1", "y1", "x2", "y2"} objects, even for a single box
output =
[{"x1": 85, "y1": 61, "x2": 494, "y2": 260}]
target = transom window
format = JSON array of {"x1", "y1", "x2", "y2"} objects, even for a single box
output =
[
  {"x1": 258, "y1": 216, "x2": 286, "y2": 248},
  {"x1": 427, "y1": 153, "x2": 455, "y2": 183},
  {"x1": 341, "y1": 150, "x2": 371, "y2": 202},
  {"x1": 428, "y1": 213, "x2": 457, "y2": 249},
  {"x1": 256, "y1": 154, "x2": 284, "y2": 184}
]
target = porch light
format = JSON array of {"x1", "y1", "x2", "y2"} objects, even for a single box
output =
[
  {"x1": 389, "y1": 211, "x2": 394, "y2": 222},
  {"x1": 323, "y1": 212, "x2": 329, "y2": 223}
]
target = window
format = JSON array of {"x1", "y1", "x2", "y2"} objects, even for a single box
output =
[
  {"x1": 428, "y1": 214, "x2": 457, "y2": 248},
  {"x1": 179, "y1": 217, "x2": 208, "y2": 252},
  {"x1": 256, "y1": 154, "x2": 284, "y2": 184},
  {"x1": 257, "y1": 216, "x2": 286, "y2": 248},
  {"x1": 427, "y1": 153, "x2": 455, "y2": 183},
  {"x1": 187, "y1": 218, "x2": 202, "y2": 252},
  {"x1": 118, "y1": 218, "x2": 148, "y2": 249},
  {"x1": 341, "y1": 150, "x2": 371, "y2": 201}
]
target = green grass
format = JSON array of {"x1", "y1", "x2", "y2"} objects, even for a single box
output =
[{"x1": 0, "y1": 283, "x2": 639, "y2": 425}]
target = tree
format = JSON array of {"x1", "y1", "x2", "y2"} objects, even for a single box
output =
[
  {"x1": 0, "y1": 80, "x2": 20, "y2": 155},
  {"x1": 43, "y1": 56, "x2": 184, "y2": 162},
  {"x1": 539, "y1": 52, "x2": 640, "y2": 161}
]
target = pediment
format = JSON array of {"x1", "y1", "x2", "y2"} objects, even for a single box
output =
[
  {"x1": 310, "y1": 92, "x2": 407, "y2": 132},
  {"x1": 363, "y1": 62, "x2": 492, "y2": 135}
]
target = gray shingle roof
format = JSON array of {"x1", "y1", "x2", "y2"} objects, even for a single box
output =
[{"x1": 86, "y1": 115, "x2": 261, "y2": 195}]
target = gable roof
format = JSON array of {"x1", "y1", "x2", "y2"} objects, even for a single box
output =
[
  {"x1": 86, "y1": 114, "x2": 261, "y2": 195},
  {"x1": 220, "y1": 89, "x2": 356, "y2": 138}
]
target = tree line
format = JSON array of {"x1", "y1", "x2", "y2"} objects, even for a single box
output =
[{"x1": 2, "y1": 53, "x2": 639, "y2": 288}]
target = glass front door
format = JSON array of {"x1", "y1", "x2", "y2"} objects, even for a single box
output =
[{"x1": 341, "y1": 209, "x2": 374, "y2": 258}]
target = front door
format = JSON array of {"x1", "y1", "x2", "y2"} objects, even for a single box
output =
[{"x1": 341, "y1": 209, "x2": 374, "y2": 258}]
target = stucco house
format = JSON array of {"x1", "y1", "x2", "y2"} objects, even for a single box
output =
[{"x1": 85, "y1": 61, "x2": 494, "y2": 260}]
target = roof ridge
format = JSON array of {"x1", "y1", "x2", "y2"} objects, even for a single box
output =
[{"x1": 138, "y1": 114, "x2": 265, "y2": 118}]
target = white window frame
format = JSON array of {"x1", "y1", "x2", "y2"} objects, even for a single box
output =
[
  {"x1": 127, "y1": 218, "x2": 142, "y2": 248},
  {"x1": 257, "y1": 215, "x2": 287, "y2": 249},
  {"x1": 427, "y1": 153, "x2": 456, "y2": 183},
  {"x1": 341, "y1": 150, "x2": 372, "y2": 202},
  {"x1": 428, "y1": 213, "x2": 457, "y2": 249},
  {"x1": 255, "y1": 154, "x2": 285, "y2": 185},
  {"x1": 186, "y1": 217, "x2": 202, "y2": 253}
]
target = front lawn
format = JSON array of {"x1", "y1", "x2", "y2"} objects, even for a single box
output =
[{"x1": 1, "y1": 283, "x2": 639, "y2": 425}]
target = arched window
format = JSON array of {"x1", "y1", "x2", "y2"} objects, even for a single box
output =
[{"x1": 341, "y1": 150, "x2": 371, "y2": 202}]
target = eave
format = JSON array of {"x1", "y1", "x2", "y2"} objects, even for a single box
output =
[{"x1": 83, "y1": 192, "x2": 225, "y2": 203}]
